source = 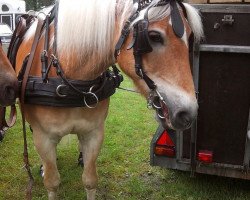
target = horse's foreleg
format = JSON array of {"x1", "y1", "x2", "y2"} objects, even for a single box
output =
[
  {"x1": 33, "y1": 130, "x2": 60, "y2": 200},
  {"x1": 78, "y1": 125, "x2": 104, "y2": 200}
]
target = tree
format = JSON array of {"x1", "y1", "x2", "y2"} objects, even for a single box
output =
[{"x1": 25, "y1": 0, "x2": 55, "y2": 11}]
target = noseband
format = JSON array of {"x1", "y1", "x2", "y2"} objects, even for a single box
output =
[{"x1": 115, "y1": 0, "x2": 189, "y2": 118}]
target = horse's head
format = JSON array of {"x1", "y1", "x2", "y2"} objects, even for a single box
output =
[
  {"x1": 117, "y1": 1, "x2": 203, "y2": 130},
  {"x1": 0, "y1": 46, "x2": 18, "y2": 106}
]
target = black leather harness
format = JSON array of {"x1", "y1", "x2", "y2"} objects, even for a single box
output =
[
  {"x1": 20, "y1": 69, "x2": 122, "y2": 107},
  {"x1": 8, "y1": 3, "x2": 123, "y2": 108}
]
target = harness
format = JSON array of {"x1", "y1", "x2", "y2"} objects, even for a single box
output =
[
  {"x1": 3, "y1": 0, "x2": 191, "y2": 198},
  {"x1": 8, "y1": 6, "x2": 123, "y2": 109}
]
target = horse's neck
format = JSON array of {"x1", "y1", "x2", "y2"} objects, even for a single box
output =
[
  {"x1": 56, "y1": 26, "x2": 121, "y2": 81},
  {"x1": 59, "y1": 56, "x2": 114, "y2": 80},
  {"x1": 52, "y1": 0, "x2": 141, "y2": 81}
]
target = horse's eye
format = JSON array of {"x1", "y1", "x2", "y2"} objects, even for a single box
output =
[{"x1": 148, "y1": 31, "x2": 164, "y2": 44}]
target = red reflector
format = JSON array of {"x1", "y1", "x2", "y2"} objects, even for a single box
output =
[
  {"x1": 154, "y1": 130, "x2": 175, "y2": 157},
  {"x1": 198, "y1": 150, "x2": 213, "y2": 163},
  {"x1": 156, "y1": 130, "x2": 174, "y2": 146},
  {"x1": 154, "y1": 146, "x2": 175, "y2": 157}
]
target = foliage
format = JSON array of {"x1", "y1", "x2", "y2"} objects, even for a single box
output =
[
  {"x1": 25, "y1": 0, "x2": 55, "y2": 11},
  {"x1": 0, "y1": 76, "x2": 250, "y2": 199}
]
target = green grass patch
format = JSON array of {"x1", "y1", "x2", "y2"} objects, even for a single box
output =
[{"x1": 0, "y1": 75, "x2": 250, "y2": 199}]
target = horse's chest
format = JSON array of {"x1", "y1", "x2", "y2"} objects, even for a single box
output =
[{"x1": 26, "y1": 101, "x2": 109, "y2": 136}]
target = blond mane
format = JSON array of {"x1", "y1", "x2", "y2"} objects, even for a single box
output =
[{"x1": 56, "y1": 0, "x2": 203, "y2": 67}]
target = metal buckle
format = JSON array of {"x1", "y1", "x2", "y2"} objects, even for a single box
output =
[
  {"x1": 138, "y1": 68, "x2": 144, "y2": 79},
  {"x1": 42, "y1": 50, "x2": 48, "y2": 57},
  {"x1": 56, "y1": 84, "x2": 67, "y2": 97}
]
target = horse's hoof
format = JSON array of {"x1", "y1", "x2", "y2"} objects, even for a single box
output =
[
  {"x1": 39, "y1": 165, "x2": 44, "y2": 178},
  {"x1": 78, "y1": 152, "x2": 84, "y2": 167}
]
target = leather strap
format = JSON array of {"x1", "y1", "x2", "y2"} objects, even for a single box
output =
[
  {"x1": 20, "y1": 17, "x2": 45, "y2": 200},
  {"x1": 8, "y1": 15, "x2": 35, "y2": 69},
  {"x1": 21, "y1": 18, "x2": 45, "y2": 104},
  {"x1": 41, "y1": 15, "x2": 50, "y2": 81},
  {"x1": 115, "y1": 12, "x2": 138, "y2": 58}
]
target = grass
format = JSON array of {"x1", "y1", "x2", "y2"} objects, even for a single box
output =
[{"x1": 0, "y1": 75, "x2": 250, "y2": 200}]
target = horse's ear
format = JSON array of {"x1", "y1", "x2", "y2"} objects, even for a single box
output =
[{"x1": 133, "y1": 19, "x2": 153, "y2": 55}]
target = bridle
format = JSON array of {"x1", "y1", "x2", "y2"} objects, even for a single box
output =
[{"x1": 115, "y1": 0, "x2": 189, "y2": 119}]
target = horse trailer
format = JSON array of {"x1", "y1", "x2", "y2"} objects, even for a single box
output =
[
  {"x1": 0, "y1": 0, "x2": 26, "y2": 31},
  {"x1": 150, "y1": 3, "x2": 250, "y2": 180}
]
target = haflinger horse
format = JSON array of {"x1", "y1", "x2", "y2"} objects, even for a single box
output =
[
  {"x1": 14, "y1": 0, "x2": 203, "y2": 199},
  {"x1": 0, "y1": 43, "x2": 18, "y2": 106}
]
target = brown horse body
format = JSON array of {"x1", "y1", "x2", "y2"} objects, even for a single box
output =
[{"x1": 15, "y1": 0, "x2": 203, "y2": 199}]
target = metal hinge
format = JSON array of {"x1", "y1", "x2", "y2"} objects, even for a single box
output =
[{"x1": 222, "y1": 15, "x2": 234, "y2": 25}]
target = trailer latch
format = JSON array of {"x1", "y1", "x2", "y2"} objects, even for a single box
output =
[{"x1": 222, "y1": 15, "x2": 234, "y2": 25}]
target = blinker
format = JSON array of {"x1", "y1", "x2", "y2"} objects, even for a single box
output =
[
  {"x1": 133, "y1": 19, "x2": 153, "y2": 55},
  {"x1": 170, "y1": 0, "x2": 185, "y2": 38}
]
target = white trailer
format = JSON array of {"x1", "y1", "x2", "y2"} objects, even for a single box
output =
[{"x1": 0, "y1": 0, "x2": 26, "y2": 31}]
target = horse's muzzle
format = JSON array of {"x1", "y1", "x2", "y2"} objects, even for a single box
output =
[
  {"x1": 170, "y1": 105, "x2": 197, "y2": 130},
  {"x1": 0, "y1": 81, "x2": 18, "y2": 106},
  {"x1": 153, "y1": 92, "x2": 198, "y2": 131}
]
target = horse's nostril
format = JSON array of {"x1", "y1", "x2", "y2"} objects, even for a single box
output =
[
  {"x1": 4, "y1": 86, "x2": 16, "y2": 102},
  {"x1": 175, "y1": 110, "x2": 192, "y2": 128}
]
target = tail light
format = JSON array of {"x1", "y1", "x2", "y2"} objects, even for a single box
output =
[
  {"x1": 154, "y1": 130, "x2": 175, "y2": 157},
  {"x1": 198, "y1": 150, "x2": 213, "y2": 163}
]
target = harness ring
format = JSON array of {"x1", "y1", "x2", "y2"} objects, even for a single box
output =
[
  {"x1": 56, "y1": 84, "x2": 67, "y2": 97},
  {"x1": 84, "y1": 91, "x2": 99, "y2": 109}
]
